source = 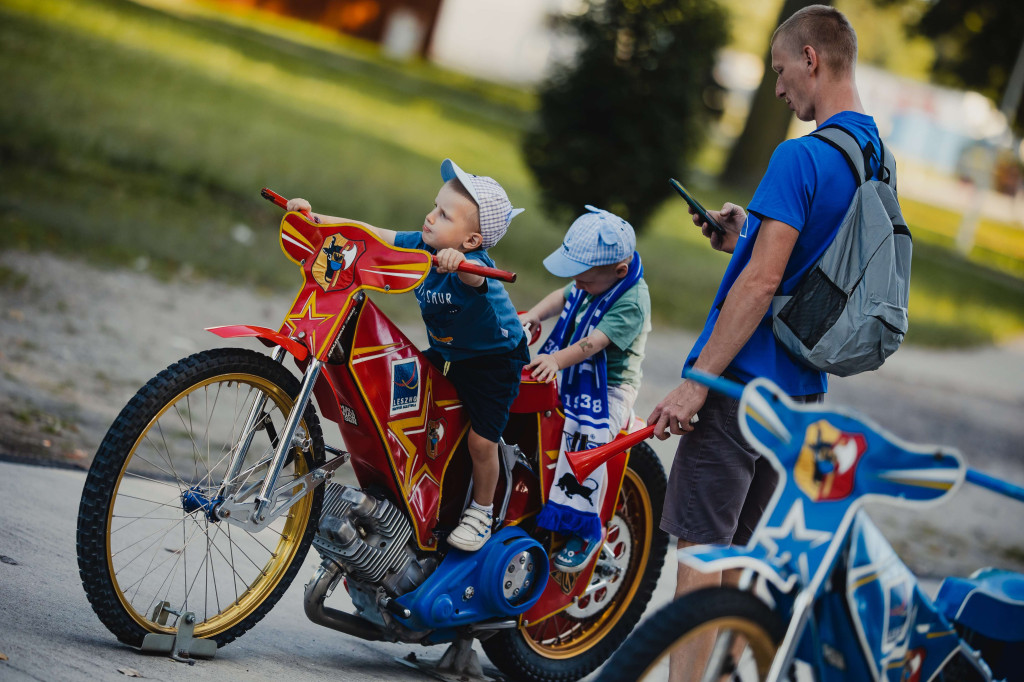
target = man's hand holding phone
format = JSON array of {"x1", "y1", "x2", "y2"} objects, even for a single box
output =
[{"x1": 669, "y1": 179, "x2": 743, "y2": 253}]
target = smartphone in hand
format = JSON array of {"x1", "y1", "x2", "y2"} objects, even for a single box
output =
[{"x1": 669, "y1": 179, "x2": 726, "y2": 236}]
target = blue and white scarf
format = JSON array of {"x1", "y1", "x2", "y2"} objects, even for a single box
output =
[{"x1": 536, "y1": 252, "x2": 643, "y2": 541}]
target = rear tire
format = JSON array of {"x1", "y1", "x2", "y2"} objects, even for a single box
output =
[
  {"x1": 594, "y1": 587, "x2": 785, "y2": 681},
  {"x1": 483, "y1": 441, "x2": 668, "y2": 681},
  {"x1": 77, "y1": 348, "x2": 325, "y2": 647}
]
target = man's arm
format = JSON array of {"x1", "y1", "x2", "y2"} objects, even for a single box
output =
[{"x1": 649, "y1": 218, "x2": 799, "y2": 438}]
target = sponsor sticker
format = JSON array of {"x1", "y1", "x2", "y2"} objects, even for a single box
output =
[{"x1": 390, "y1": 358, "x2": 420, "y2": 416}]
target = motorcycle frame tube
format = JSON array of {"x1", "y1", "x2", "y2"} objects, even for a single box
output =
[
  {"x1": 252, "y1": 357, "x2": 323, "y2": 522},
  {"x1": 765, "y1": 589, "x2": 814, "y2": 682}
]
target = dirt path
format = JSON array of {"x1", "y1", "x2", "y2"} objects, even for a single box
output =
[{"x1": 2, "y1": 249, "x2": 1022, "y2": 579}]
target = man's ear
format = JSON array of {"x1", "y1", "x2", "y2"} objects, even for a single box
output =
[
  {"x1": 803, "y1": 45, "x2": 818, "y2": 73},
  {"x1": 463, "y1": 232, "x2": 483, "y2": 250},
  {"x1": 615, "y1": 261, "x2": 630, "y2": 279}
]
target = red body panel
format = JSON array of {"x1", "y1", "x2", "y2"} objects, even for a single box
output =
[{"x1": 511, "y1": 369, "x2": 560, "y2": 414}]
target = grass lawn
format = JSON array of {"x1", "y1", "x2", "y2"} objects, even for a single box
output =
[{"x1": 1, "y1": 0, "x2": 1022, "y2": 347}]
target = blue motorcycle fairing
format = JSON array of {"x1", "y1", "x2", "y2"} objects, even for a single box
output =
[
  {"x1": 677, "y1": 373, "x2": 981, "y2": 680},
  {"x1": 395, "y1": 527, "x2": 547, "y2": 636},
  {"x1": 844, "y1": 511, "x2": 961, "y2": 682}
]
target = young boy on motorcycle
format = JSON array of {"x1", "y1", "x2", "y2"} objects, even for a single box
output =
[
  {"x1": 287, "y1": 159, "x2": 529, "y2": 552},
  {"x1": 518, "y1": 207, "x2": 650, "y2": 572}
]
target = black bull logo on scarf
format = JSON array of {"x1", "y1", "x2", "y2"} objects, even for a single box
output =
[{"x1": 555, "y1": 473, "x2": 600, "y2": 505}]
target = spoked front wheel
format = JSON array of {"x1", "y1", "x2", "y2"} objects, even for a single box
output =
[
  {"x1": 595, "y1": 587, "x2": 786, "y2": 681},
  {"x1": 76, "y1": 348, "x2": 325, "y2": 647}
]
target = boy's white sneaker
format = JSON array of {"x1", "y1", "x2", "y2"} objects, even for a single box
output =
[{"x1": 448, "y1": 507, "x2": 492, "y2": 551}]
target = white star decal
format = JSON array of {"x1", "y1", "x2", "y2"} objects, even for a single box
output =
[{"x1": 756, "y1": 500, "x2": 833, "y2": 583}]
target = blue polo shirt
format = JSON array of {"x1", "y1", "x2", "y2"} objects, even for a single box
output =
[
  {"x1": 394, "y1": 231, "x2": 524, "y2": 362},
  {"x1": 685, "y1": 111, "x2": 882, "y2": 396}
]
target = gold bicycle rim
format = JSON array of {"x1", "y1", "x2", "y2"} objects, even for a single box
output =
[
  {"x1": 636, "y1": 616, "x2": 778, "y2": 680},
  {"x1": 105, "y1": 373, "x2": 315, "y2": 639}
]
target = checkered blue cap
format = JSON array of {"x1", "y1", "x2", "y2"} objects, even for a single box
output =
[
  {"x1": 543, "y1": 205, "x2": 636, "y2": 277},
  {"x1": 441, "y1": 159, "x2": 524, "y2": 249}
]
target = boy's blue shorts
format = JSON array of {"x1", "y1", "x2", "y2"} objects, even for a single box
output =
[{"x1": 423, "y1": 337, "x2": 529, "y2": 443}]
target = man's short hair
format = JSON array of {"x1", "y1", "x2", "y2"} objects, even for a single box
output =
[{"x1": 772, "y1": 5, "x2": 857, "y2": 77}]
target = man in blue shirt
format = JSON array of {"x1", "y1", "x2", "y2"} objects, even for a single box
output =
[{"x1": 647, "y1": 6, "x2": 883, "y2": 679}]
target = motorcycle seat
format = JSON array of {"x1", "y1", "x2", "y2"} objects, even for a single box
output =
[
  {"x1": 510, "y1": 368, "x2": 560, "y2": 414},
  {"x1": 935, "y1": 568, "x2": 1024, "y2": 642}
]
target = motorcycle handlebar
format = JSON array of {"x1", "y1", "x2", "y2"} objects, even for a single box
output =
[
  {"x1": 430, "y1": 255, "x2": 516, "y2": 283},
  {"x1": 261, "y1": 187, "x2": 313, "y2": 220},
  {"x1": 261, "y1": 187, "x2": 517, "y2": 283}
]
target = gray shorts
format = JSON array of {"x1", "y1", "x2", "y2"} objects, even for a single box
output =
[{"x1": 660, "y1": 389, "x2": 822, "y2": 546}]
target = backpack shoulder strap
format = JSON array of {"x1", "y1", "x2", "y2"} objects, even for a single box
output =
[
  {"x1": 879, "y1": 139, "x2": 898, "y2": 192},
  {"x1": 809, "y1": 124, "x2": 868, "y2": 186}
]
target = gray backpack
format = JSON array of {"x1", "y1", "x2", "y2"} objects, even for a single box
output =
[{"x1": 771, "y1": 125, "x2": 911, "y2": 377}]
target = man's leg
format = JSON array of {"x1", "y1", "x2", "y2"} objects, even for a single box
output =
[
  {"x1": 669, "y1": 540, "x2": 723, "y2": 682},
  {"x1": 661, "y1": 391, "x2": 764, "y2": 682}
]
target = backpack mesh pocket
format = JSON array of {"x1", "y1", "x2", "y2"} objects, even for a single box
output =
[{"x1": 778, "y1": 267, "x2": 847, "y2": 349}]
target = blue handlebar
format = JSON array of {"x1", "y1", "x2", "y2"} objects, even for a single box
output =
[
  {"x1": 966, "y1": 469, "x2": 1024, "y2": 504},
  {"x1": 683, "y1": 368, "x2": 744, "y2": 400}
]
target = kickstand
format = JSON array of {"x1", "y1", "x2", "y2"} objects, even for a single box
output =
[
  {"x1": 396, "y1": 636, "x2": 500, "y2": 682},
  {"x1": 140, "y1": 602, "x2": 217, "y2": 664}
]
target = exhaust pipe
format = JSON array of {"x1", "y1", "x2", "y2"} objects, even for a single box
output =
[{"x1": 303, "y1": 562, "x2": 390, "y2": 641}]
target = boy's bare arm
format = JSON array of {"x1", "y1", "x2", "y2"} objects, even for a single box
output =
[
  {"x1": 286, "y1": 198, "x2": 397, "y2": 245},
  {"x1": 518, "y1": 288, "x2": 567, "y2": 331},
  {"x1": 525, "y1": 329, "x2": 611, "y2": 383}
]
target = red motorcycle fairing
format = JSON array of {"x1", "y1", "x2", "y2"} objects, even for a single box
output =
[
  {"x1": 317, "y1": 297, "x2": 538, "y2": 551},
  {"x1": 276, "y1": 212, "x2": 432, "y2": 362}
]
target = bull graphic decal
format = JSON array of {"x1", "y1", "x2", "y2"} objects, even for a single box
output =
[
  {"x1": 556, "y1": 473, "x2": 599, "y2": 506},
  {"x1": 312, "y1": 235, "x2": 360, "y2": 291}
]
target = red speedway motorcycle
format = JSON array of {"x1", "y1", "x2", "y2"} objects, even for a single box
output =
[{"x1": 76, "y1": 190, "x2": 668, "y2": 681}]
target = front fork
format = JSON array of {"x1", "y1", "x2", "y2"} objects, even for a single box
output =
[
  {"x1": 251, "y1": 355, "x2": 323, "y2": 523},
  {"x1": 214, "y1": 348, "x2": 335, "y2": 529}
]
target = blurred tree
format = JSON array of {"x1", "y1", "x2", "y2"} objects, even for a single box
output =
[
  {"x1": 909, "y1": 0, "x2": 1024, "y2": 133},
  {"x1": 523, "y1": 0, "x2": 729, "y2": 232},
  {"x1": 719, "y1": 0, "x2": 821, "y2": 190}
]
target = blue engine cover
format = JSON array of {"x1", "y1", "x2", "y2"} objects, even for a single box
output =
[{"x1": 396, "y1": 527, "x2": 548, "y2": 632}]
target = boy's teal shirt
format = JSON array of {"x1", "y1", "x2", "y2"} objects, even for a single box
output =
[
  {"x1": 394, "y1": 231, "x2": 523, "y2": 361},
  {"x1": 563, "y1": 279, "x2": 651, "y2": 390}
]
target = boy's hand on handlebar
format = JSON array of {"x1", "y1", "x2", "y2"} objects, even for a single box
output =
[
  {"x1": 434, "y1": 248, "x2": 467, "y2": 274},
  {"x1": 287, "y1": 197, "x2": 312, "y2": 213},
  {"x1": 518, "y1": 311, "x2": 541, "y2": 333},
  {"x1": 525, "y1": 354, "x2": 559, "y2": 383}
]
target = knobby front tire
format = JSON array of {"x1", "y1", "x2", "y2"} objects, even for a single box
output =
[
  {"x1": 77, "y1": 348, "x2": 325, "y2": 647},
  {"x1": 483, "y1": 441, "x2": 669, "y2": 682},
  {"x1": 595, "y1": 587, "x2": 785, "y2": 682}
]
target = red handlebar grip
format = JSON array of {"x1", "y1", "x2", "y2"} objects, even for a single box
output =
[
  {"x1": 431, "y1": 256, "x2": 517, "y2": 283},
  {"x1": 261, "y1": 187, "x2": 312, "y2": 219}
]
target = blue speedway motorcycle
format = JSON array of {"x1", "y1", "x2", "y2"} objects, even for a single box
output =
[{"x1": 596, "y1": 371, "x2": 1024, "y2": 682}]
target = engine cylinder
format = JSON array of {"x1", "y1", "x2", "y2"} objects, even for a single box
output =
[{"x1": 313, "y1": 484, "x2": 427, "y2": 597}]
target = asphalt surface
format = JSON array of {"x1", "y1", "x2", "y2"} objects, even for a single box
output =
[{"x1": 0, "y1": 459, "x2": 683, "y2": 682}]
